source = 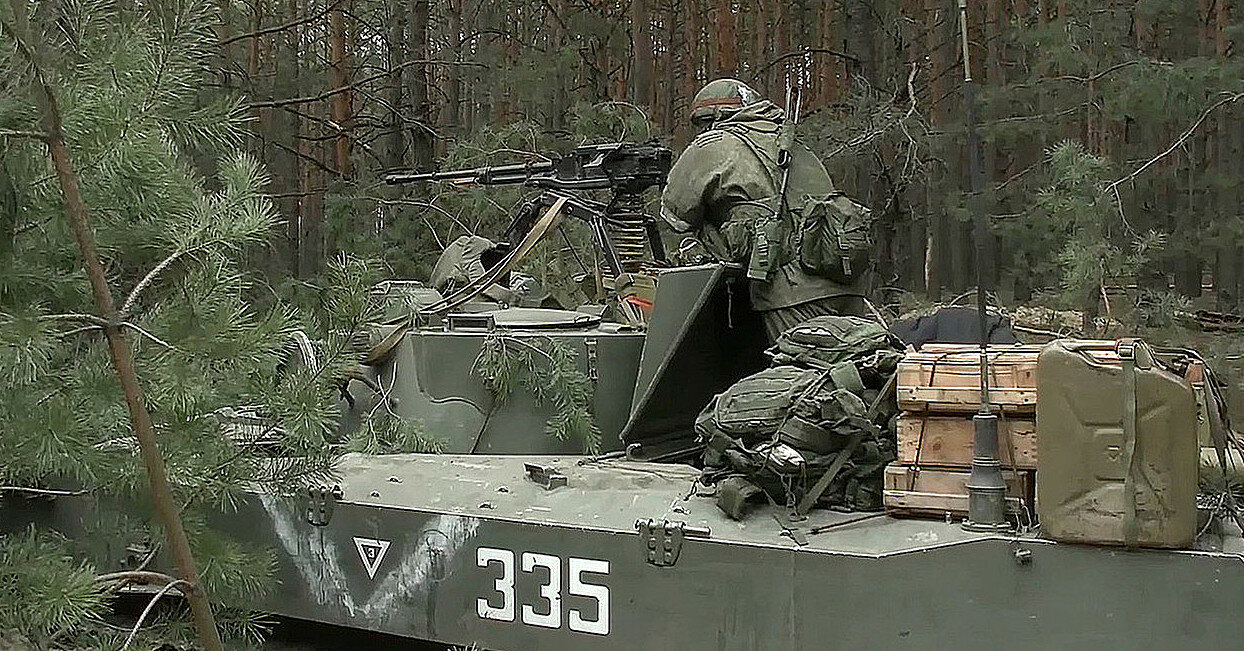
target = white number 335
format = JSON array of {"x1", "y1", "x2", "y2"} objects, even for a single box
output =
[{"x1": 475, "y1": 547, "x2": 610, "y2": 636}]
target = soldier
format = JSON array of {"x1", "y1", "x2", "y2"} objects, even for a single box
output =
[{"x1": 660, "y1": 78, "x2": 868, "y2": 342}]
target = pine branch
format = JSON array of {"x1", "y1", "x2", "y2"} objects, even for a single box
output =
[
  {"x1": 2, "y1": 9, "x2": 225, "y2": 648},
  {"x1": 0, "y1": 128, "x2": 47, "y2": 140}
]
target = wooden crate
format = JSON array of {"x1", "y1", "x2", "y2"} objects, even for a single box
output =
[
  {"x1": 896, "y1": 342, "x2": 1122, "y2": 414},
  {"x1": 896, "y1": 413, "x2": 1038, "y2": 469},
  {"x1": 897, "y1": 345, "x2": 1040, "y2": 414},
  {"x1": 883, "y1": 464, "x2": 1034, "y2": 518}
]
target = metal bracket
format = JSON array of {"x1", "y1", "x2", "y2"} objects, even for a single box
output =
[
  {"x1": 305, "y1": 484, "x2": 342, "y2": 526},
  {"x1": 635, "y1": 518, "x2": 710, "y2": 567},
  {"x1": 584, "y1": 337, "x2": 599, "y2": 384},
  {"x1": 524, "y1": 463, "x2": 568, "y2": 490},
  {"x1": 447, "y1": 313, "x2": 496, "y2": 331}
]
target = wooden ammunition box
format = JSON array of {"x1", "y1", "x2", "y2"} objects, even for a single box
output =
[
  {"x1": 883, "y1": 464, "x2": 1035, "y2": 519},
  {"x1": 896, "y1": 413, "x2": 1038, "y2": 469},
  {"x1": 896, "y1": 344, "x2": 1041, "y2": 414}
]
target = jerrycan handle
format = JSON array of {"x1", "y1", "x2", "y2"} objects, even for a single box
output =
[{"x1": 1116, "y1": 338, "x2": 1141, "y2": 548}]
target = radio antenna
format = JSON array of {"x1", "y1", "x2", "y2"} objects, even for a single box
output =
[{"x1": 959, "y1": 0, "x2": 1012, "y2": 533}]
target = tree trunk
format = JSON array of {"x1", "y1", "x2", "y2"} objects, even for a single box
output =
[
  {"x1": 409, "y1": 0, "x2": 432, "y2": 170},
  {"x1": 328, "y1": 0, "x2": 352, "y2": 177},
  {"x1": 819, "y1": 0, "x2": 837, "y2": 109},
  {"x1": 631, "y1": 0, "x2": 653, "y2": 109},
  {"x1": 713, "y1": 0, "x2": 737, "y2": 77},
  {"x1": 445, "y1": 0, "x2": 463, "y2": 135},
  {"x1": 664, "y1": 6, "x2": 678, "y2": 131},
  {"x1": 548, "y1": 0, "x2": 567, "y2": 130},
  {"x1": 275, "y1": 0, "x2": 302, "y2": 277},
  {"x1": 773, "y1": 0, "x2": 789, "y2": 91},
  {"x1": 754, "y1": 1, "x2": 769, "y2": 93},
  {"x1": 386, "y1": 0, "x2": 406, "y2": 169}
]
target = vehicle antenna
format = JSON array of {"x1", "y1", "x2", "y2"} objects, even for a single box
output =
[{"x1": 959, "y1": 0, "x2": 1012, "y2": 533}]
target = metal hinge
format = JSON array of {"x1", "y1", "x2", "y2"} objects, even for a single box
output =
[
  {"x1": 524, "y1": 463, "x2": 568, "y2": 490},
  {"x1": 635, "y1": 518, "x2": 710, "y2": 567},
  {"x1": 584, "y1": 337, "x2": 599, "y2": 384},
  {"x1": 305, "y1": 484, "x2": 342, "y2": 526}
]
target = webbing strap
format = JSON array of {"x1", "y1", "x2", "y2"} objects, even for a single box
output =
[
  {"x1": 793, "y1": 373, "x2": 897, "y2": 516},
  {"x1": 1120, "y1": 341, "x2": 1140, "y2": 548},
  {"x1": 361, "y1": 197, "x2": 566, "y2": 366},
  {"x1": 795, "y1": 430, "x2": 864, "y2": 516}
]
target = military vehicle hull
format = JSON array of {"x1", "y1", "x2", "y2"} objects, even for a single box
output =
[{"x1": 196, "y1": 454, "x2": 1244, "y2": 649}]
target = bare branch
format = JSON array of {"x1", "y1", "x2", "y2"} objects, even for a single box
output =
[
  {"x1": 95, "y1": 570, "x2": 179, "y2": 586},
  {"x1": 121, "y1": 579, "x2": 191, "y2": 651},
  {"x1": 217, "y1": 0, "x2": 341, "y2": 47},
  {"x1": 246, "y1": 60, "x2": 488, "y2": 110},
  {"x1": 41, "y1": 312, "x2": 108, "y2": 326},
  {"x1": 1107, "y1": 92, "x2": 1244, "y2": 193},
  {"x1": 121, "y1": 247, "x2": 201, "y2": 318},
  {"x1": 751, "y1": 48, "x2": 862, "y2": 80},
  {"x1": 0, "y1": 485, "x2": 90, "y2": 496},
  {"x1": 121, "y1": 322, "x2": 176, "y2": 351}
]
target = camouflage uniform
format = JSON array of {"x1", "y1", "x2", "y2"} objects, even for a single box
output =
[{"x1": 661, "y1": 81, "x2": 866, "y2": 341}]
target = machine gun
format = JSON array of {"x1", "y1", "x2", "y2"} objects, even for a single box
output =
[{"x1": 384, "y1": 142, "x2": 672, "y2": 276}]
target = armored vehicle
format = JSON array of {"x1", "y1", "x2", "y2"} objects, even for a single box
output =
[
  {"x1": 8, "y1": 141, "x2": 1244, "y2": 649},
  {"x1": 13, "y1": 258, "x2": 1244, "y2": 650}
]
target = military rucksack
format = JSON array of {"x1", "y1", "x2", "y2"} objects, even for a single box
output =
[
  {"x1": 696, "y1": 366, "x2": 827, "y2": 451},
  {"x1": 768, "y1": 315, "x2": 902, "y2": 372},
  {"x1": 698, "y1": 316, "x2": 904, "y2": 520}
]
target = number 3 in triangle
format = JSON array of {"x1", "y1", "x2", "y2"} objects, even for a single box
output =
[{"x1": 353, "y1": 536, "x2": 391, "y2": 579}]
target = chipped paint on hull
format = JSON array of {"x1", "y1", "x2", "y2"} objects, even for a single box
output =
[{"x1": 258, "y1": 492, "x2": 479, "y2": 628}]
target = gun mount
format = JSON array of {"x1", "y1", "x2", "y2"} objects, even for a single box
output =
[{"x1": 385, "y1": 142, "x2": 673, "y2": 276}]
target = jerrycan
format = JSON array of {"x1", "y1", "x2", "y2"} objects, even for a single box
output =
[{"x1": 1036, "y1": 339, "x2": 1198, "y2": 548}]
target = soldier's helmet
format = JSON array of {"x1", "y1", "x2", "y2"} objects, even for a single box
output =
[{"x1": 689, "y1": 78, "x2": 762, "y2": 128}]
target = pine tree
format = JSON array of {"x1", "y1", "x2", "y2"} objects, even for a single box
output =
[{"x1": 0, "y1": 0, "x2": 418, "y2": 645}]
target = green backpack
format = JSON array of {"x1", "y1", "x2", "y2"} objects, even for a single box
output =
[
  {"x1": 695, "y1": 366, "x2": 826, "y2": 447},
  {"x1": 789, "y1": 192, "x2": 875, "y2": 284},
  {"x1": 768, "y1": 315, "x2": 901, "y2": 370}
]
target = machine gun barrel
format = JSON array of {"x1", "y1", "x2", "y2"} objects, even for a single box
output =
[
  {"x1": 383, "y1": 160, "x2": 555, "y2": 186},
  {"x1": 385, "y1": 141, "x2": 673, "y2": 274}
]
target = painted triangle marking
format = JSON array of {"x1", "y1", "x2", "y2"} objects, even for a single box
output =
[{"x1": 352, "y1": 536, "x2": 391, "y2": 580}]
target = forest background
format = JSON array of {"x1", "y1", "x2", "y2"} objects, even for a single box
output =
[{"x1": 203, "y1": 0, "x2": 1244, "y2": 325}]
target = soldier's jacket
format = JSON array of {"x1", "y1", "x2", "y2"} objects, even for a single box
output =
[{"x1": 661, "y1": 100, "x2": 862, "y2": 311}]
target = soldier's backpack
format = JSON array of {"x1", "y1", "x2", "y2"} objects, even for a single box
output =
[
  {"x1": 697, "y1": 317, "x2": 904, "y2": 520},
  {"x1": 768, "y1": 315, "x2": 901, "y2": 371},
  {"x1": 788, "y1": 192, "x2": 875, "y2": 284},
  {"x1": 696, "y1": 366, "x2": 828, "y2": 455}
]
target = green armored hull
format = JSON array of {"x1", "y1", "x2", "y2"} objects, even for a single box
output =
[
  {"x1": 14, "y1": 453, "x2": 1243, "y2": 649},
  {"x1": 200, "y1": 455, "x2": 1244, "y2": 648},
  {"x1": 7, "y1": 262, "x2": 1241, "y2": 649}
]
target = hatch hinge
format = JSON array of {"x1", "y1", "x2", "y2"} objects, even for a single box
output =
[
  {"x1": 635, "y1": 518, "x2": 710, "y2": 567},
  {"x1": 305, "y1": 484, "x2": 342, "y2": 526},
  {"x1": 524, "y1": 463, "x2": 568, "y2": 490},
  {"x1": 584, "y1": 337, "x2": 599, "y2": 384}
]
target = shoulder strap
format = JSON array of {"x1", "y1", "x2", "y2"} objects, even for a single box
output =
[{"x1": 795, "y1": 372, "x2": 897, "y2": 516}]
